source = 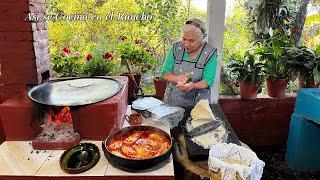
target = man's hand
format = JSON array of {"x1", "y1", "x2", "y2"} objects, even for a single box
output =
[{"x1": 178, "y1": 82, "x2": 194, "y2": 92}]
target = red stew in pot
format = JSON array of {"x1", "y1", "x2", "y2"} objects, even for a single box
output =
[{"x1": 107, "y1": 130, "x2": 171, "y2": 160}]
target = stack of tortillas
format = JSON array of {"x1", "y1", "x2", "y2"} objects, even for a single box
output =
[
  {"x1": 187, "y1": 99, "x2": 227, "y2": 149},
  {"x1": 190, "y1": 99, "x2": 216, "y2": 128}
]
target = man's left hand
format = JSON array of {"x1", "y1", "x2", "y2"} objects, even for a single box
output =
[{"x1": 178, "y1": 82, "x2": 194, "y2": 92}]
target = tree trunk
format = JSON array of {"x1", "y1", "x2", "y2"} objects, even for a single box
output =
[
  {"x1": 294, "y1": 0, "x2": 310, "y2": 46},
  {"x1": 173, "y1": 134, "x2": 210, "y2": 180}
]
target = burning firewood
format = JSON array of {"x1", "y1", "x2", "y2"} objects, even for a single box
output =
[{"x1": 47, "y1": 106, "x2": 72, "y2": 125}]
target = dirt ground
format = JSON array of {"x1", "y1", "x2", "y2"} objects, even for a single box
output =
[{"x1": 255, "y1": 144, "x2": 320, "y2": 180}]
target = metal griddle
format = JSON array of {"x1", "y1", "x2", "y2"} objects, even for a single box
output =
[{"x1": 28, "y1": 77, "x2": 123, "y2": 106}]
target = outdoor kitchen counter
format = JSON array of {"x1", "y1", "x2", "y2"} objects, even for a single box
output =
[{"x1": 0, "y1": 105, "x2": 174, "y2": 180}]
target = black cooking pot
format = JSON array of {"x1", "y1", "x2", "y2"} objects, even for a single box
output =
[{"x1": 102, "y1": 125, "x2": 172, "y2": 171}]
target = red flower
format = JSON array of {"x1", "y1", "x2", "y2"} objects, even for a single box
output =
[
  {"x1": 60, "y1": 51, "x2": 69, "y2": 57},
  {"x1": 119, "y1": 35, "x2": 127, "y2": 41},
  {"x1": 145, "y1": 47, "x2": 155, "y2": 55},
  {"x1": 103, "y1": 52, "x2": 113, "y2": 61},
  {"x1": 86, "y1": 54, "x2": 93, "y2": 61},
  {"x1": 135, "y1": 39, "x2": 144, "y2": 44},
  {"x1": 291, "y1": 27, "x2": 298, "y2": 36},
  {"x1": 62, "y1": 47, "x2": 70, "y2": 54}
]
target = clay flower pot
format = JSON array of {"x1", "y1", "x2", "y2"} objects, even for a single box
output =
[
  {"x1": 266, "y1": 78, "x2": 289, "y2": 97},
  {"x1": 153, "y1": 77, "x2": 167, "y2": 100},
  {"x1": 239, "y1": 81, "x2": 260, "y2": 100},
  {"x1": 298, "y1": 78, "x2": 319, "y2": 88}
]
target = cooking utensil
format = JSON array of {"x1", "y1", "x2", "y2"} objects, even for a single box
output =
[
  {"x1": 76, "y1": 151, "x2": 89, "y2": 168},
  {"x1": 131, "y1": 97, "x2": 164, "y2": 118},
  {"x1": 28, "y1": 77, "x2": 122, "y2": 106},
  {"x1": 188, "y1": 121, "x2": 222, "y2": 137},
  {"x1": 131, "y1": 106, "x2": 152, "y2": 118},
  {"x1": 102, "y1": 125, "x2": 172, "y2": 171}
]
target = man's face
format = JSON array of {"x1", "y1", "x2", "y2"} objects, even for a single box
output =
[{"x1": 182, "y1": 31, "x2": 203, "y2": 54}]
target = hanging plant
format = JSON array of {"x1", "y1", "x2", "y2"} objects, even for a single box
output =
[{"x1": 250, "y1": 0, "x2": 293, "y2": 43}]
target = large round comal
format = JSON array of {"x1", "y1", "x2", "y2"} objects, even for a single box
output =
[
  {"x1": 28, "y1": 77, "x2": 123, "y2": 106},
  {"x1": 102, "y1": 126, "x2": 172, "y2": 171}
]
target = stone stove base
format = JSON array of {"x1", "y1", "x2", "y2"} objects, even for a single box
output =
[
  {"x1": 0, "y1": 76, "x2": 129, "y2": 141},
  {"x1": 32, "y1": 133, "x2": 80, "y2": 150}
]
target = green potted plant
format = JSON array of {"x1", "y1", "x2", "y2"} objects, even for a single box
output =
[
  {"x1": 228, "y1": 51, "x2": 264, "y2": 100},
  {"x1": 285, "y1": 46, "x2": 320, "y2": 88},
  {"x1": 250, "y1": 0, "x2": 296, "y2": 97},
  {"x1": 255, "y1": 29, "x2": 294, "y2": 97},
  {"x1": 116, "y1": 36, "x2": 156, "y2": 103},
  {"x1": 117, "y1": 39, "x2": 155, "y2": 74},
  {"x1": 51, "y1": 47, "x2": 82, "y2": 77},
  {"x1": 313, "y1": 45, "x2": 320, "y2": 85},
  {"x1": 82, "y1": 52, "x2": 116, "y2": 77}
]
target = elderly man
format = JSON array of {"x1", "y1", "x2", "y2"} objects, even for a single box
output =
[{"x1": 161, "y1": 19, "x2": 218, "y2": 107}]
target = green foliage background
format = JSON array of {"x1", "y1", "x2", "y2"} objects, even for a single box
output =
[
  {"x1": 45, "y1": 0, "x2": 191, "y2": 76},
  {"x1": 46, "y1": 0, "x2": 319, "y2": 94}
]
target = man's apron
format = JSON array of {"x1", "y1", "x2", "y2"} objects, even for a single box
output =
[{"x1": 163, "y1": 41, "x2": 217, "y2": 107}]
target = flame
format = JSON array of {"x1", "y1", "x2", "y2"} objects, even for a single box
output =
[{"x1": 47, "y1": 106, "x2": 72, "y2": 125}]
